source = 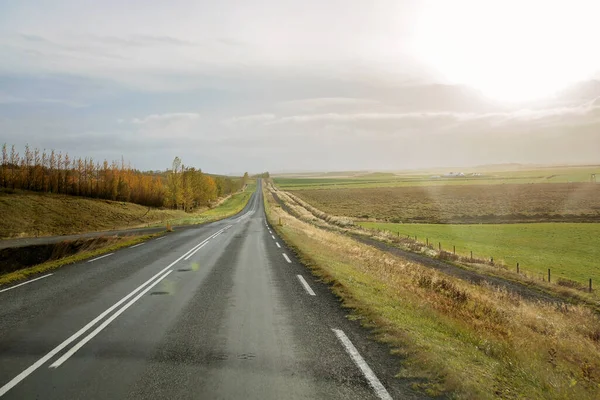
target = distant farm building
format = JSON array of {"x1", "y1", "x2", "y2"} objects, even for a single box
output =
[{"x1": 444, "y1": 172, "x2": 465, "y2": 177}]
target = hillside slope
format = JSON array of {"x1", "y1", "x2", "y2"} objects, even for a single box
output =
[{"x1": 0, "y1": 190, "x2": 190, "y2": 239}]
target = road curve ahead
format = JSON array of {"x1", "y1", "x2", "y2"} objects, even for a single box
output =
[{"x1": 0, "y1": 179, "x2": 420, "y2": 399}]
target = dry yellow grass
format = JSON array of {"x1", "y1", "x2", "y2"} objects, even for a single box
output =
[
  {"x1": 264, "y1": 187, "x2": 600, "y2": 399},
  {"x1": 0, "y1": 189, "x2": 189, "y2": 238}
]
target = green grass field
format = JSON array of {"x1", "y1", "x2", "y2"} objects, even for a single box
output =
[
  {"x1": 274, "y1": 165, "x2": 600, "y2": 190},
  {"x1": 359, "y1": 222, "x2": 600, "y2": 285}
]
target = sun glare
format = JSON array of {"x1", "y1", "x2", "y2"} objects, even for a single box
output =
[{"x1": 414, "y1": 0, "x2": 600, "y2": 102}]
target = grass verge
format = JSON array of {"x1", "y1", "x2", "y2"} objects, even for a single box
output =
[
  {"x1": 0, "y1": 233, "x2": 162, "y2": 287},
  {"x1": 264, "y1": 187, "x2": 600, "y2": 399},
  {"x1": 152, "y1": 186, "x2": 254, "y2": 227}
]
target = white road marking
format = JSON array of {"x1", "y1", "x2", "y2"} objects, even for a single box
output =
[
  {"x1": 271, "y1": 235, "x2": 275, "y2": 240},
  {"x1": 282, "y1": 253, "x2": 292, "y2": 263},
  {"x1": 0, "y1": 231, "x2": 222, "y2": 397},
  {"x1": 297, "y1": 275, "x2": 316, "y2": 296},
  {"x1": 86, "y1": 253, "x2": 114, "y2": 263},
  {"x1": 183, "y1": 242, "x2": 208, "y2": 260},
  {"x1": 183, "y1": 227, "x2": 224, "y2": 260},
  {"x1": 268, "y1": 230, "x2": 272, "y2": 234},
  {"x1": 332, "y1": 329, "x2": 392, "y2": 400},
  {"x1": 276, "y1": 242, "x2": 281, "y2": 248},
  {"x1": 0, "y1": 274, "x2": 53, "y2": 294},
  {"x1": 129, "y1": 243, "x2": 145, "y2": 249},
  {"x1": 155, "y1": 236, "x2": 166, "y2": 241},
  {"x1": 49, "y1": 270, "x2": 174, "y2": 368}
]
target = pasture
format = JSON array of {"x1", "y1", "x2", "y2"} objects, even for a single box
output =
[{"x1": 358, "y1": 222, "x2": 600, "y2": 286}]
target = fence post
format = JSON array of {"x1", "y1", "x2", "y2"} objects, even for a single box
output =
[
  {"x1": 415, "y1": 235, "x2": 417, "y2": 242},
  {"x1": 470, "y1": 251, "x2": 473, "y2": 261},
  {"x1": 426, "y1": 238, "x2": 429, "y2": 246},
  {"x1": 453, "y1": 245, "x2": 455, "y2": 255},
  {"x1": 517, "y1": 262, "x2": 519, "y2": 274},
  {"x1": 590, "y1": 278, "x2": 593, "y2": 293},
  {"x1": 397, "y1": 231, "x2": 399, "y2": 237},
  {"x1": 439, "y1": 242, "x2": 441, "y2": 251},
  {"x1": 548, "y1": 269, "x2": 551, "y2": 283}
]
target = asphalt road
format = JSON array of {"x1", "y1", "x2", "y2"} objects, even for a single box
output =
[{"x1": 0, "y1": 179, "x2": 423, "y2": 399}]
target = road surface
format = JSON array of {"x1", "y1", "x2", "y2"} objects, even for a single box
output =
[{"x1": 0, "y1": 180, "x2": 421, "y2": 399}]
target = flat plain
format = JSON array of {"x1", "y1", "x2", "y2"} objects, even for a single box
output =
[
  {"x1": 274, "y1": 165, "x2": 600, "y2": 190},
  {"x1": 291, "y1": 183, "x2": 600, "y2": 223},
  {"x1": 277, "y1": 165, "x2": 600, "y2": 287}
]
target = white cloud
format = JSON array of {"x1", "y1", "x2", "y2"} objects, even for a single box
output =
[
  {"x1": 228, "y1": 97, "x2": 600, "y2": 128},
  {"x1": 223, "y1": 113, "x2": 276, "y2": 127},
  {"x1": 276, "y1": 97, "x2": 382, "y2": 111},
  {"x1": 131, "y1": 112, "x2": 201, "y2": 125}
]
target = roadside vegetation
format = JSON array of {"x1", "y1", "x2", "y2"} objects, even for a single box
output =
[
  {"x1": 0, "y1": 234, "x2": 159, "y2": 287},
  {"x1": 0, "y1": 182, "x2": 256, "y2": 287},
  {"x1": 0, "y1": 182, "x2": 255, "y2": 239},
  {"x1": 0, "y1": 189, "x2": 187, "y2": 238},
  {"x1": 264, "y1": 184, "x2": 600, "y2": 399},
  {"x1": 0, "y1": 143, "x2": 244, "y2": 208},
  {"x1": 359, "y1": 222, "x2": 600, "y2": 286},
  {"x1": 155, "y1": 182, "x2": 256, "y2": 227}
]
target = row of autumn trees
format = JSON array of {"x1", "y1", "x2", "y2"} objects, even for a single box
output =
[
  {"x1": 0, "y1": 144, "x2": 245, "y2": 210},
  {"x1": 164, "y1": 157, "x2": 248, "y2": 211}
]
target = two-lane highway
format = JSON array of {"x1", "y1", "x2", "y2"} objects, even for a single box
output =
[{"x1": 0, "y1": 180, "x2": 421, "y2": 399}]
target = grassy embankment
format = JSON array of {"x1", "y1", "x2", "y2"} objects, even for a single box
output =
[
  {"x1": 264, "y1": 185, "x2": 600, "y2": 399},
  {"x1": 0, "y1": 189, "x2": 188, "y2": 239},
  {"x1": 0, "y1": 184, "x2": 255, "y2": 287},
  {"x1": 359, "y1": 222, "x2": 600, "y2": 286},
  {"x1": 0, "y1": 234, "x2": 160, "y2": 286},
  {"x1": 0, "y1": 183, "x2": 255, "y2": 239}
]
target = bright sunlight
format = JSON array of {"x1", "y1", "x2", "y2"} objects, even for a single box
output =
[{"x1": 414, "y1": 0, "x2": 600, "y2": 102}]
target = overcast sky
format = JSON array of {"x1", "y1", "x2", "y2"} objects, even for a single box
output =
[{"x1": 1, "y1": 0, "x2": 599, "y2": 174}]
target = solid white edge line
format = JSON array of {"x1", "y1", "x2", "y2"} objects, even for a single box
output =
[
  {"x1": 276, "y1": 242, "x2": 281, "y2": 248},
  {"x1": 282, "y1": 253, "x2": 292, "y2": 263},
  {"x1": 49, "y1": 270, "x2": 174, "y2": 368},
  {"x1": 0, "y1": 231, "x2": 220, "y2": 397},
  {"x1": 0, "y1": 274, "x2": 53, "y2": 294},
  {"x1": 296, "y1": 275, "x2": 316, "y2": 296},
  {"x1": 332, "y1": 329, "x2": 392, "y2": 400},
  {"x1": 86, "y1": 253, "x2": 114, "y2": 263},
  {"x1": 155, "y1": 236, "x2": 166, "y2": 241},
  {"x1": 129, "y1": 243, "x2": 145, "y2": 249}
]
